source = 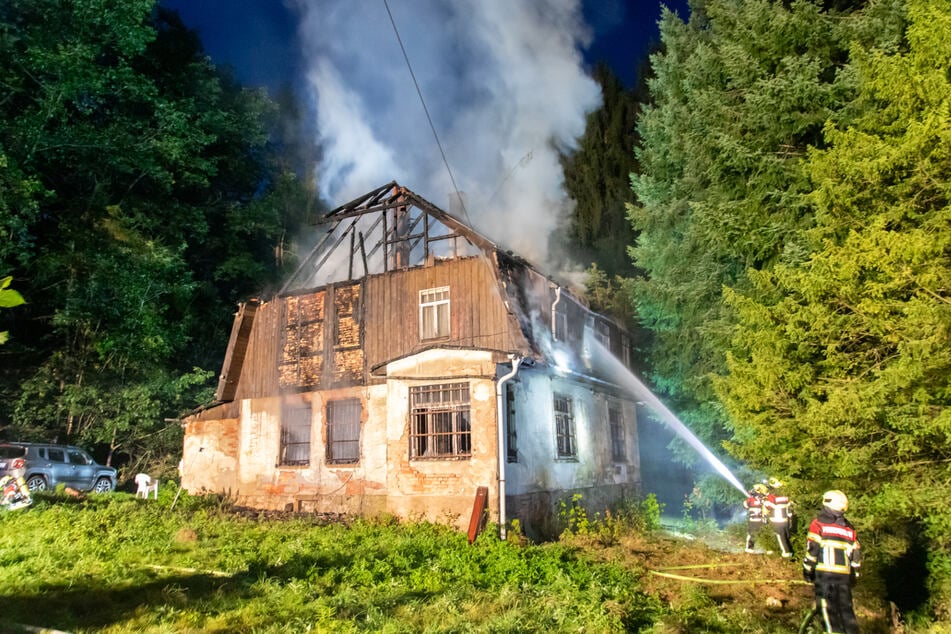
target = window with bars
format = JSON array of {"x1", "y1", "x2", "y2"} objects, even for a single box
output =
[
  {"x1": 609, "y1": 404, "x2": 626, "y2": 462},
  {"x1": 327, "y1": 398, "x2": 361, "y2": 464},
  {"x1": 419, "y1": 287, "x2": 450, "y2": 340},
  {"x1": 410, "y1": 383, "x2": 470, "y2": 459},
  {"x1": 553, "y1": 394, "x2": 576, "y2": 458},
  {"x1": 506, "y1": 383, "x2": 517, "y2": 463},
  {"x1": 280, "y1": 401, "x2": 312, "y2": 466}
]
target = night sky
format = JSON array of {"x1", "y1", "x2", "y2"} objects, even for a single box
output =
[{"x1": 160, "y1": 0, "x2": 690, "y2": 94}]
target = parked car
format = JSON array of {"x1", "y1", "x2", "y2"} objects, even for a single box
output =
[{"x1": 0, "y1": 442, "x2": 116, "y2": 493}]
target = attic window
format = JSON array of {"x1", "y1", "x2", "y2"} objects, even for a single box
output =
[
  {"x1": 419, "y1": 286, "x2": 450, "y2": 340},
  {"x1": 594, "y1": 319, "x2": 611, "y2": 349},
  {"x1": 553, "y1": 301, "x2": 568, "y2": 342},
  {"x1": 410, "y1": 383, "x2": 470, "y2": 459}
]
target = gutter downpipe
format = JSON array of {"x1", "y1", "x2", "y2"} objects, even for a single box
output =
[
  {"x1": 496, "y1": 354, "x2": 522, "y2": 541},
  {"x1": 551, "y1": 286, "x2": 562, "y2": 340}
]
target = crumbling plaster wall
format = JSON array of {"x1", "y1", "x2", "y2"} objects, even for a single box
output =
[
  {"x1": 383, "y1": 348, "x2": 501, "y2": 531},
  {"x1": 504, "y1": 369, "x2": 641, "y2": 539}
]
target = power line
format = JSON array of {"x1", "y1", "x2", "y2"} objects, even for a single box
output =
[{"x1": 382, "y1": 0, "x2": 473, "y2": 227}]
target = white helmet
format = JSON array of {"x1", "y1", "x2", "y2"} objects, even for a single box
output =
[{"x1": 823, "y1": 490, "x2": 849, "y2": 512}]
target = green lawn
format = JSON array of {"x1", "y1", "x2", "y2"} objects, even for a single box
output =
[{"x1": 0, "y1": 491, "x2": 660, "y2": 633}]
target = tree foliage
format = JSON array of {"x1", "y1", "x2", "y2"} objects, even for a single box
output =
[
  {"x1": 718, "y1": 0, "x2": 951, "y2": 617},
  {"x1": 629, "y1": 0, "x2": 904, "y2": 461},
  {"x1": 0, "y1": 0, "x2": 316, "y2": 465},
  {"x1": 561, "y1": 63, "x2": 641, "y2": 278}
]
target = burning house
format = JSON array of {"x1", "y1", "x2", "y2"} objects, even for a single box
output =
[{"x1": 181, "y1": 182, "x2": 641, "y2": 539}]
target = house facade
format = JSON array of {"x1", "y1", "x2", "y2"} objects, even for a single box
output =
[{"x1": 182, "y1": 183, "x2": 641, "y2": 539}]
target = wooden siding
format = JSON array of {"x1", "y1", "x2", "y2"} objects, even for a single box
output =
[
  {"x1": 215, "y1": 300, "x2": 259, "y2": 402},
  {"x1": 363, "y1": 255, "x2": 528, "y2": 372}
]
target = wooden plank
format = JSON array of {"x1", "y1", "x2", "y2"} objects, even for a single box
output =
[{"x1": 467, "y1": 486, "x2": 489, "y2": 544}]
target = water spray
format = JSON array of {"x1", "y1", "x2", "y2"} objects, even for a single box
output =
[{"x1": 588, "y1": 339, "x2": 748, "y2": 498}]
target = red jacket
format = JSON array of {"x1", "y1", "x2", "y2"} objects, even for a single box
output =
[
  {"x1": 804, "y1": 509, "x2": 861, "y2": 583},
  {"x1": 764, "y1": 493, "x2": 791, "y2": 523}
]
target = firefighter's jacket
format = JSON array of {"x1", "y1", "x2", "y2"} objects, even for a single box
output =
[
  {"x1": 764, "y1": 493, "x2": 792, "y2": 525},
  {"x1": 744, "y1": 494, "x2": 765, "y2": 523},
  {"x1": 803, "y1": 509, "x2": 861, "y2": 584}
]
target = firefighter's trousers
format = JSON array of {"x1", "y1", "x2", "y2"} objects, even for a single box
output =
[
  {"x1": 771, "y1": 520, "x2": 793, "y2": 557},
  {"x1": 813, "y1": 580, "x2": 858, "y2": 634}
]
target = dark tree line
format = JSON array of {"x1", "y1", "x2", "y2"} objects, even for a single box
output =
[{"x1": 0, "y1": 0, "x2": 317, "y2": 471}]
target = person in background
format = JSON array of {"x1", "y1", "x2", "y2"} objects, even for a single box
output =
[
  {"x1": 803, "y1": 490, "x2": 862, "y2": 634},
  {"x1": 743, "y1": 483, "x2": 768, "y2": 553},
  {"x1": 764, "y1": 476, "x2": 794, "y2": 557}
]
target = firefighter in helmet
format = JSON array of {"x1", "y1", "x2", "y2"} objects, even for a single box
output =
[
  {"x1": 763, "y1": 477, "x2": 794, "y2": 557},
  {"x1": 803, "y1": 490, "x2": 862, "y2": 634},
  {"x1": 743, "y1": 483, "x2": 768, "y2": 553}
]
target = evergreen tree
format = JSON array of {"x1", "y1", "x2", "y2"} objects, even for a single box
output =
[
  {"x1": 562, "y1": 63, "x2": 640, "y2": 279},
  {"x1": 718, "y1": 0, "x2": 951, "y2": 617},
  {"x1": 629, "y1": 0, "x2": 904, "y2": 466}
]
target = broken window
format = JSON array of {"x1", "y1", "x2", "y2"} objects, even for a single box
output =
[
  {"x1": 419, "y1": 286, "x2": 450, "y2": 340},
  {"x1": 410, "y1": 383, "x2": 470, "y2": 459},
  {"x1": 280, "y1": 400, "x2": 312, "y2": 466},
  {"x1": 279, "y1": 293, "x2": 324, "y2": 388},
  {"x1": 609, "y1": 404, "x2": 626, "y2": 462},
  {"x1": 553, "y1": 394, "x2": 576, "y2": 458},
  {"x1": 506, "y1": 383, "x2": 517, "y2": 463},
  {"x1": 327, "y1": 398, "x2": 361, "y2": 464}
]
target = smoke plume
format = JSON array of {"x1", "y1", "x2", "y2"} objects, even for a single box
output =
[{"x1": 292, "y1": 0, "x2": 601, "y2": 270}]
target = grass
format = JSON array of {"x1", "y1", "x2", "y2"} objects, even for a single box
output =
[
  {"x1": 3, "y1": 489, "x2": 939, "y2": 633},
  {"x1": 0, "y1": 491, "x2": 660, "y2": 633}
]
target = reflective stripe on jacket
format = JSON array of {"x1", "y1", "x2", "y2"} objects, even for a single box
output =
[
  {"x1": 765, "y1": 493, "x2": 791, "y2": 523},
  {"x1": 804, "y1": 510, "x2": 861, "y2": 581}
]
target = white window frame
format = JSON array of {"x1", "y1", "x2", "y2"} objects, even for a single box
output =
[
  {"x1": 553, "y1": 393, "x2": 576, "y2": 459},
  {"x1": 419, "y1": 286, "x2": 450, "y2": 340}
]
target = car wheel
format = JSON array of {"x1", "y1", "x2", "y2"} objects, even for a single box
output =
[
  {"x1": 93, "y1": 477, "x2": 113, "y2": 493},
  {"x1": 25, "y1": 475, "x2": 47, "y2": 491}
]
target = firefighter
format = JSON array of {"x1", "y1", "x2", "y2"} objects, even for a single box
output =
[
  {"x1": 803, "y1": 490, "x2": 862, "y2": 634},
  {"x1": 743, "y1": 483, "x2": 768, "y2": 553},
  {"x1": 763, "y1": 477, "x2": 794, "y2": 557}
]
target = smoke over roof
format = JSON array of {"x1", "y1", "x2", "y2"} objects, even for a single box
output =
[{"x1": 293, "y1": 0, "x2": 601, "y2": 269}]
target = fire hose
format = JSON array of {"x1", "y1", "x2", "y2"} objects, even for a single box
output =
[{"x1": 649, "y1": 563, "x2": 810, "y2": 585}]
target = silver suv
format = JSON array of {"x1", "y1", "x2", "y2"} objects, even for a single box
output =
[{"x1": 0, "y1": 442, "x2": 116, "y2": 493}]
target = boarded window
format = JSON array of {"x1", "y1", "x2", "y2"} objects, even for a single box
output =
[
  {"x1": 327, "y1": 398, "x2": 361, "y2": 464},
  {"x1": 332, "y1": 284, "x2": 363, "y2": 384},
  {"x1": 410, "y1": 383, "x2": 470, "y2": 459},
  {"x1": 280, "y1": 293, "x2": 324, "y2": 388},
  {"x1": 506, "y1": 383, "x2": 517, "y2": 463},
  {"x1": 553, "y1": 394, "x2": 576, "y2": 458},
  {"x1": 419, "y1": 286, "x2": 450, "y2": 340},
  {"x1": 609, "y1": 404, "x2": 626, "y2": 462},
  {"x1": 280, "y1": 400, "x2": 312, "y2": 466}
]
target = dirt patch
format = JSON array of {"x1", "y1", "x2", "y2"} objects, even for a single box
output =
[{"x1": 574, "y1": 528, "x2": 894, "y2": 633}]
